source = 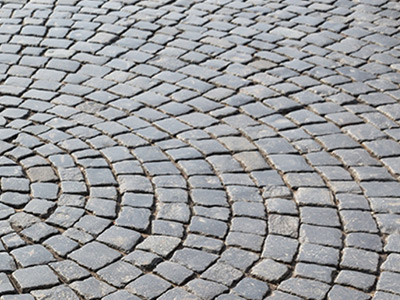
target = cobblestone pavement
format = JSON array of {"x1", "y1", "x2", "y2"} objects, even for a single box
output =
[{"x1": 0, "y1": 0, "x2": 399, "y2": 299}]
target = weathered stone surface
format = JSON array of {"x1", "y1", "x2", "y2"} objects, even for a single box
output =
[
  {"x1": 0, "y1": 0, "x2": 398, "y2": 297},
  {"x1": 12, "y1": 266, "x2": 59, "y2": 292}
]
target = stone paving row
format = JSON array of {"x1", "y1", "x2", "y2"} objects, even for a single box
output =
[{"x1": 0, "y1": 0, "x2": 398, "y2": 299}]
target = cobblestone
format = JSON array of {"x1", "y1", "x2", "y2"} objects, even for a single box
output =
[{"x1": 0, "y1": 0, "x2": 397, "y2": 298}]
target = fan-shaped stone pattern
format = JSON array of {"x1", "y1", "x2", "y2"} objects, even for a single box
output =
[{"x1": 0, "y1": 0, "x2": 398, "y2": 298}]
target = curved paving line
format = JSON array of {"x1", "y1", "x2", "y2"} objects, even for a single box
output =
[{"x1": 0, "y1": 0, "x2": 399, "y2": 299}]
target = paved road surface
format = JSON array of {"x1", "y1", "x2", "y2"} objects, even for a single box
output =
[{"x1": 0, "y1": 0, "x2": 399, "y2": 299}]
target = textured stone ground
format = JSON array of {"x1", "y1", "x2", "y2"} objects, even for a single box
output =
[{"x1": 0, "y1": 0, "x2": 399, "y2": 299}]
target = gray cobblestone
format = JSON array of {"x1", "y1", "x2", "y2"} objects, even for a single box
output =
[
  {"x1": 70, "y1": 277, "x2": 115, "y2": 299},
  {"x1": 68, "y1": 241, "x2": 121, "y2": 271},
  {"x1": 294, "y1": 262, "x2": 335, "y2": 283},
  {"x1": 186, "y1": 279, "x2": 228, "y2": 300},
  {"x1": 49, "y1": 260, "x2": 90, "y2": 283},
  {"x1": 233, "y1": 277, "x2": 269, "y2": 300},
  {"x1": 335, "y1": 270, "x2": 375, "y2": 291},
  {"x1": 12, "y1": 266, "x2": 59, "y2": 293},
  {"x1": 298, "y1": 243, "x2": 340, "y2": 266},
  {"x1": 278, "y1": 278, "x2": 330, "y2": 300},
  {"x1": 172, "y1": 248, "x2": 217, "y2": 272},
  {"x1": 126, "y1": 274, "x2": 171, "y2": 299},
  {"x1": 97, "y1": 261, "x2": 142, "y2": 288},
  {"x1": 328, "y1": 285, "x2": 371, "y2": 300},
  {"x1": 251, "y1": 259, "x2": 289, "y2": 283},
  {"x1": 0, "y1": 0, "x2": 398, "y2": 297},
  {"x1": 340, "y1": 247, "x2": 380, "y2": 272},
  {"x1": 11, "y1": 245, "x2": 55, "y2": 268}
]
